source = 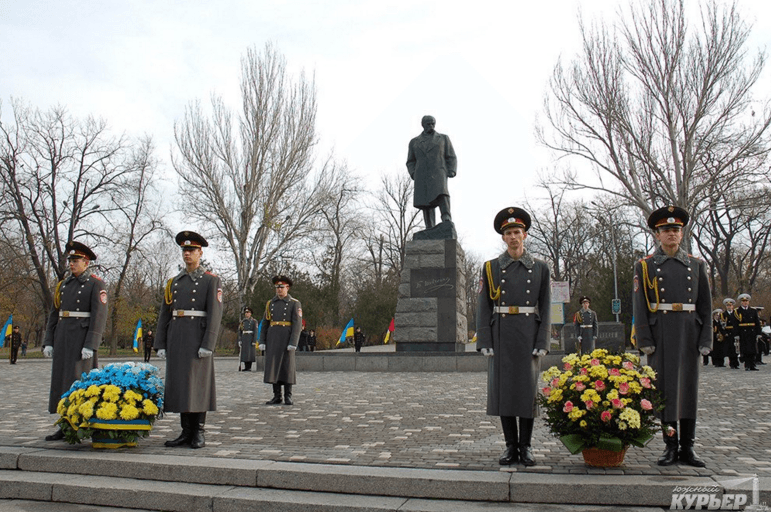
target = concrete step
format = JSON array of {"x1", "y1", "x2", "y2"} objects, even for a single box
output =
[{"x1": 0, "y1": 446, "x2": 737, "y2": 508}]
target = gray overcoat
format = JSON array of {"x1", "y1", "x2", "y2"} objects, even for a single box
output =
[
  {"x1": 44, "y1": 272, "x2": 107, "y2": 413},
  {"x1": 155, "y1": 267, "x2": 222, "y2": 413},
  {"x1": 574, "y1": 308, "x2": 598, "y2": 352},
  {"x1": 476, "y1": 250, "x2": 551, "y2": 418},
  {"x1": 633, "y1": 246, "x2": 712, "y2": 422},
  {"x1": 260, "y1": 295, "x2": 301, "y2": 384},
  {"x1": 406, "y1": 131, "x2": 457, "y2": 208},
  {"x1": 239, "y1": 317, "x2": 258, "y2": 363}
]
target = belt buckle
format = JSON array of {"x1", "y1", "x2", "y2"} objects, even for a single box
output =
[
  {"x1": 508, "y1": 306, "x2": 519, "y2": 314},
  {"x1": 672, "y1": 303, "x2": 683, "y2": 312},
  {"x1": 176, "y1": 310, "x2": 185, "y2": 317},
  {"x1": 61, "y1": 311, "x2": 70, "y2": 318}
]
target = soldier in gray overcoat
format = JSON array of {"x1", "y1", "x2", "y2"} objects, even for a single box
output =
[
  {"x1": 406, "y1": 115, "x2": 457, "y2": 229},
  {"x1": 238, "y1": 307, "x2": 257, "y2": 371},
  {"x1": 633, "y1": 206, "x2": 712, "y2": 467},
  {"x1": 259, "y1": 276, "x2": 301, "y2": 406},
  {"x1": 573, "y1": 296, "x2": 598, "y2": 355},
  {"x1": 477, "y1": 207, "x2": 551, "y2": 467},
  {"x1": 43, "y1": 241, "x2": 107, "y2": 441},
  {"x1": 156, "y1": 231, "x2": 222, "y2": 449}
]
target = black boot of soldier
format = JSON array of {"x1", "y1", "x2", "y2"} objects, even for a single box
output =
[
  {"x1": 165, "y1": 413, "x2": 193, "y2": 447},
  {"x1": 678, "y1": 419, "x2": 706, "y2": 467},
  {"x1": 190, "y1": 412, "x2": 206, "y2": 449},
  {"x1": 45, "y1": 427, "x2": 65, "y2": 441},
  {"x1": 283, "y1": 384, "x2": 293, "y2": 406},
  {"x1": 266, "y1": 384, "x2": 282, "y2": 405},
  {"x1": 657, "y1": 422, "x2": 678, "y2": 466},
  {"x1": 518, "y1": 417, "x2": 536, "y2": 467},
  {"x1": 498, "y1": 416, "x2": 519, "y2": 465}
]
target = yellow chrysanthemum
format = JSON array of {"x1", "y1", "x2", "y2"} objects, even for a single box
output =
[
  {"x1": 589, "y1": 366, "x2": 609, "y2": 380},
  {"x1": 568, "y1": 409, "x2": 586, "y2": 421},
  {"x1": 78, "y1": 400, "x2": 95, "y2": 420},
  {"x1": 96, "y1": 402, "x2": 118, "y2": 420},
  {"x1": 579, "y1": 420, "x2": 587, "y2": 427},
  {"x1": 141, "y1": 399, "x2": 159, "y2": 416},
  {"x1": 102, "y1": 385, "x2": 122, "y2": 402},
  {"x1": 606, "y1": 389, "x2": 619, "y2": 400},
  {"x1": 123, "y1": 390, "x2": 143, "y2": 404},
  {"x1": 85, "y1": 385, "x2": 101, "y2": 397},
  {"x1": 619, "y1": 408, "x2": 641, "y2": 429},
  {"x1": 119, "y1": 404, "x2": 140, "y2": 420},
  {"x1": 57, "y1": 399, "x2": 67, "y2": 416},
  {"x1": 618, "y1": 421, "x2": 628, "y2": 430}
]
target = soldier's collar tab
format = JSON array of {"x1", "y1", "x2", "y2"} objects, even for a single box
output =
[
  {"x1": 652, "y1": 245, "x2": 690, "y2": 266},
  {"x1": 498, "y1": 249, "x2": 534, "y2": 269}
]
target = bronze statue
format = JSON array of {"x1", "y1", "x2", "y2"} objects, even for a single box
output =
[{"x1": 406, "y1": 115, "x2": 457, "y2": 229}]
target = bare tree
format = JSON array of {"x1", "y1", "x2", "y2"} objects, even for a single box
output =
[
  {"x1": 538, "y1": 0, "x2": 771, "y2": 230},
  {"x1": 172, "y1": 43, "x2": 332, "y2": 309},
  {"x1": 0, "y1": 99, "x2": 136, "y2": 314}
]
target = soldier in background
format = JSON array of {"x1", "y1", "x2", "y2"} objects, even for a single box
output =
[
  {"x1": 259, "y1": 276, "x2": 301, "y2": 406},
  {"x1": 43, "y1": 241, "x2": 107, "y2": 441},
  {"x1": 735, "y1": 294, "x2": 760, "y2": 371},
  {"x1": 7, "y1": 325, "x2": 22, "y2": 364},
  {"x1": 155, "y1": 231, "x2": 222, "y2": 449},
  {"x1": 143, "y1": 330, "x2": 154, "y2": 363},
  {"x1": 573, "y1": 296, "x2": 598, "y2": 355},
  {"x1": 238, "y1": 307, "x2": 257, "y2": 371},
  {"x1": 633, "y1": 206, "x2": 711, "y2": 467},
  {"x1": 720, "y1": 298, "x2": 740, "y2": 369},
  {"x1": 477, "y1": 207, "x2": 550, "y2": 467},
  {"x1": 711, "y1": 309, "x2": 726, "y2": 367}
]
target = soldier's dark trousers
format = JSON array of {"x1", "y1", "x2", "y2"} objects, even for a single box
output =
[
  {"x1": 658, "y1": 422, "x2": 678, "y2": 466},
  {"x1": 284, "y1": 384, "x2": 293, "y2": 405},
  {"x1": 266, "y1": 384, "x2": 282, "y2": 404},
  {"x1": 243, "y1": 362, "x2": 252, "y2": 371},
  {"x1": 190, "y1": 412, "x2": 206, "y2": 449},
  {"x1": 499, "y1": 416, "x2": 518, "y2": 465},
  {"x1": 518, "y1": 417, "x2": 536, "y2": 466},
  {"x1": 165, "y1": 414, "x2": 193, "y2": 447},
  {"x1": 678, "y1": 418, "x2": 706, "y2": 467}
]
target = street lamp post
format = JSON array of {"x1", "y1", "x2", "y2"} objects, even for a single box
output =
[{"x1": 590, "y1": 202, "x2": 621, "y2": 323}]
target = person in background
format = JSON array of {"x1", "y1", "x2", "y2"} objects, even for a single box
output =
[
  {"x1": 143, "y1": 329, "x2": 154, "y2": 363},
  {"x1": 353, "y1": 326, "x2": 365, "y2": 353},
  {"x1": 735, "y1": 294, "x2": 761, "y2": 371},
  {"x1": 307, "y1": 329, "x2": 317, "y2": 352},
  {"x1": 7, "y1": 325, "x2": 22, "y2": 364},
  {"x1": 238, "y1": 307, "x2": 257, "y2": 371},
  {"x1": 720, "y1": 298, "x2": 740, "y2": 370},
  {"x1": 259, "y1": 276, "x2": 301, "y2": 406},
  {"x1": 711, "y1": 310, "x2": 726, "y2": 367},
  {"x1": 298, "y1": 327, "x2": 310, "y2": 352},
  {"x1": 572, "y1": 296, "x2": 598, "y2": 356}
]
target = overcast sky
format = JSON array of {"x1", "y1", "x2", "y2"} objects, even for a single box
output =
[{"x1": 2, "y1": 0, "x2": 770, "y2": 262}]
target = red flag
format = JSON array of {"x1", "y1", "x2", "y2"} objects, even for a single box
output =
[{"x1": 384, "y1": 317, "x2": 395, "y2": 344}]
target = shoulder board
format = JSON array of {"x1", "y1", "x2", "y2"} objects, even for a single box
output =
[
  {"x1": 637, "y1": 254, "x2": 654, "y2": 263},
  {"x1": 291, "y1": 298, "x2": 299, "y2": 302},
  {"x1": 90, "y1": 274, "x2": 103, "y2": 281},
  {"x1": 205, "y1": 271, "x2": 218, "y2": 277},
  {"x1": 687, "y1": 254, "x2": 703, "y2": 262}
]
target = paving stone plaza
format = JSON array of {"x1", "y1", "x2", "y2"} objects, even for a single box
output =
[{"x1": 2, "y1": 354, "x2": 770, "y2": 478}]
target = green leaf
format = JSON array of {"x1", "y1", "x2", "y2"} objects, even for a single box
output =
[
  {"x1": 629, "y1": 432, "x2": 654, "y2": 448},
  {"x1": 596, "y1": 435, "x2": 625, "y2": 452},
  {"x1": 560, "y1": 434, "x2": 586, "y2": 455}
]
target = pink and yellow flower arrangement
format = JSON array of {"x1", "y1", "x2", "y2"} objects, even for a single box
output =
[{"x1": 538, "y1": 349, "x2": 661, "y2": 454}]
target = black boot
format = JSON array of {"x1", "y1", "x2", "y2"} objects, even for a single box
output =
[
  {"x1": 518, "y1": 417, "x2": 536, "y2": 467},
  {"x1": 266, "y1": 384, "x2": 282, "y2": 405},
  {"x1": 283, "y1": 384, "x2": 293, "y2": 406},
  {"x1": 657, "y1": 422, "x2": 678, "y2": 466},
  {"x1": 190, "y1": 412, "x2": 206, "y2": 449},
  {"x1": 165, "y1": 413, "x2": 193, "y2": 447},
  {"x1": 45, "y1": 428, "x2": 65, "y2": 441},
  {"x1": 498, "y1": 416, "x2": 518, "y2": 465},
  {"x1": 678, "y1": 419, "x2": 706, "y2": 467}
]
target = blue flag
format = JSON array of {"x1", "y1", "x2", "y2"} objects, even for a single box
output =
[
  {"x1": 337, "y1": 318, "x2": 354, "y2": 346},
  {"x1": 133, "y1": 319, "x2": 142, "y2": 353},
  {"x1": 0, "y1": 315, "x2": 11, "y2": 348}
]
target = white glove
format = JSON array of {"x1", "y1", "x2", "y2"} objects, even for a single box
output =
[
  {"x1": 238, "y1": 341, "x2": 242, "y2": 347},
  {"x1": 287, "y1": 345, "x2": 296, "y2": 351},
  {"x1": 198, "y1": 348, "x2": 212, "y2": 358},
  {"x1": 577, "y1": 336, "x2": 582, "y2": 341},
  {"x1": 481, "y1": 347, "x2": 494, "y2": 357},
  {"x1": 640, "y1": 346, "x2": 655, "y2": 355},
  {"x1": 699, "y1": 347, "x2": 711, "y2": 356},
  {"x1": 157, "y1": 349, "x2": 166, "y2": 359},
  {"x1": 258, "y1": 344, "x2": 266, "y2": 351},
  {"x1": 81, "y1": 348, "x2": 94, "y2": 360},
  {"x1": 533, "y1": 349, "x2": 547, "y2": 357},
  {"x1": 43, "y1": 346, "x2": 53, "y2": 358}
]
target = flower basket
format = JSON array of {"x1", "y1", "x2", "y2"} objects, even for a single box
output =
[
  {"x1": 539, "y1": 349, "x2": 661, "y2": 462},
  {"x1": 55, "y1": 363, "x2": 164, "y2": 448},
  {"x1": 581, "y1": 446, "x2": 628, "y2": 467}
]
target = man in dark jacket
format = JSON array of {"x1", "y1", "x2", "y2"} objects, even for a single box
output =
[
  {"x1": 259, "y1": 276, "x2": 301, "y2": 406},
  {"x1": 353, "y1": 327, "x2": 365, "y2": 352},
  {"x1": 155, "y1": 231, "x2": 222, "y2": 449},
  {"x1": 721, "y1": 298, "x2": 741, "y2": 369},
  {"x1": 143, "y1": 330, "x2": 154, "y2": 363},
  {"x1": 476, "y1": 207, "x2": 550, "y2": 467},
  {"x1": 8, "y1": 325, "x2": 22, "y2": 364},
  {"x1": 43, "y1": 241, "x2": 107, "y2": 441},
  {"x1": 573, "y1": 296, "x2": 598, "y2": 355},
  {"x1": 239, "y1": 307, "x2": 257, "y2": 371},
  {"x1": 735, "y1": 294, "x2": 761, "y2": 371},
  {"x1": 633, "y1": 206, "x2": 711, "y2": 467},
  {"x1": 406, "y1": 115, "x2": 457, "y2": 229}
]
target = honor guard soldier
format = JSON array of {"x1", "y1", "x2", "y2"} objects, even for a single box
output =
[
  {"x1": 735, "y1": 293, "x2": 761, "y2": 371},
  {"x1": 711, "y1": 309, "x2": 726, "y2": 367},
  {"x1": 238, "y1": 307, "x2": 258, "y2": 371},
  {"x1": 721, "y1": 298, "x2": 741, "y2": 369},
  {"x1": 477, "y1": 207, "x2": 551, "y2": 467},
  {"x1": 43, "y1": 241, "x2": 107, "y2": 441},
  {"x1": 259, "y1": 276, "x2": 301, "y2": 405},
  {"x1": 633, "y1": 206, "x2": 712, "y2": 467},
  {"x1": 573, "y1": 296, "x2": 598, "y2": 355},
  {"x1": 155, "y1": 231, "x2": 222, "y2": 449}
]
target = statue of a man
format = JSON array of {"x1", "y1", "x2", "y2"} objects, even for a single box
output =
[{"x1": 406, "y1": 115, "x2": 457, "y2": 229}]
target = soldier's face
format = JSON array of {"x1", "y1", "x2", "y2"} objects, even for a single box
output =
[
  {"x1": 741, "y1": 299, "x2": 750, "y2": 307},
  {"x1": 654, "y1": 226, "x2": 682, "y2": 250},
  {"x1": 182, "y1": 247, "x2": 202, "y2": 267},
  {"x1": 581, "y1": 301, "x2": 590, "y2": 310},
  {"x1": 68, "y1": 257, "x2": 88, "y2": 277},
  {"x1": 726, "y1": 303, "x2": 734, "y2": 311},
  {"x1": 502, "y1": 227, "x2": 527, "y2": 251},
  {"x1": 275, "y1": 283, "x2": 289, "y2": 298}
]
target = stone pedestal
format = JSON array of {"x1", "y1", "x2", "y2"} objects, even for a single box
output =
[
  {"x1": 560, "y1": 322, "x2": 627, "y2": 354},
  {"x1": 394, "y1": 239, "x2": 467, "y2": 352}
]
